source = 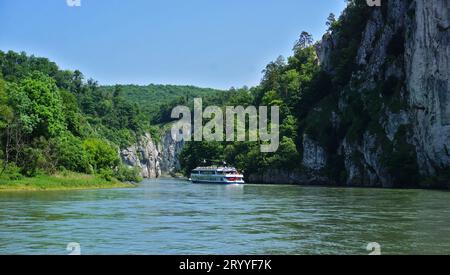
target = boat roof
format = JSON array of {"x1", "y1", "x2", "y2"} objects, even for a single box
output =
[{"x1": 193, "y1": 166, "x2": 237, "y2": 172}]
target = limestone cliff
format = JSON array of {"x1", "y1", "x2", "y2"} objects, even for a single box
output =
[
  {"x1": 313, "y1": 0, "x2": 450, "y2": 187},
  {"x1": 159, "y1": 130, "x2": 185, "y2": 175},
  {"x1": 406, "y1": 0, "x2": 450, "y2": 176},
  {"x1": 120, "y1": 130, "x2": 184, "y2": 179},
  {"x1": 252, "y1": 0, "x2": 449, "y2": 187}
]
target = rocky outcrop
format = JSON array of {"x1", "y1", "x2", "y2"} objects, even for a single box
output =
[
  {"x1": 159, "y1": 130, "x2": 185, "y2": 175},
  {"x1": 120, "y1": 130, "x2": 184, "y2": 179},
  {"x1": 315, "y1": 33, "x2": 336, "y2": 74},
  {"x1": 120, "y1": 133, "x2": 161, "y2": 178},
  {"x1": 340, "y1": 133, "x2": 392, "y2": 187},
  {"x1": 405, "y1": 0, "x2": 450, "y2": 176},
  {"x1": 302, "y1": 134, "x2": 327, "y2": 171},
  {"x1": 310, "y1": 0, "x2": 450, "y2": 187}
]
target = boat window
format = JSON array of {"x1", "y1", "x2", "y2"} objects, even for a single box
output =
[{"x1": 199, "y1": 171, "x2": 215, "y2": 175}]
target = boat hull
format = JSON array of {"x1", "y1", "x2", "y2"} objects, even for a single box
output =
[
  {"x1": 190, "y1": 166, "x2": 245, "y2": 185},
  {"x1": 191, "y1": 180, "x2": 245, "y2": 185}
]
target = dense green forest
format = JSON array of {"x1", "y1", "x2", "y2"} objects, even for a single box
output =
[
  {"x1": 0, "y1": 50, "x2": 148, "y2": 182},
  {"x1": 177, "y1": 36, "x2": 322, "y2": 178},
  {"x1": 98, "y1": 84, "x2": 225, "y2": 124},
  {"x1": 0, "y1": 49, "x2": 251, "y2": 184}
]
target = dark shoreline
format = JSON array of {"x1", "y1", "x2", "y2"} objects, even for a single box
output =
[{"x1": 147, "y1": 176, "x2": 450, "y2": 192}]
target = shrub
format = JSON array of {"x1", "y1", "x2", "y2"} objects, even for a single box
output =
[
  {"x1": 55, "y1": 133, "x2": 90, "y2": 173},
  {"x1": 115, "y1": 164, "x2": 142, "y2": 182},
  {"x1": 0, "y1": 161, "x2": 23, "y2": 180},
  {"x1": 98, "y1": 168, "x2": 114, "y2": 182},
  {"x1": 20, "y1": 147, "x2": 49, "y2": 177},
  {"x1": 82, "y1": 138, "x2": 120, "y2": 172},
  {"x1": 267, "y1": 137, "x2": 301, "y2": 169}
]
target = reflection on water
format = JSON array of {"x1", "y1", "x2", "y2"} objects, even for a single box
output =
[{"x1": 1, "y1": 179, "x2": 450, "y2": 255}]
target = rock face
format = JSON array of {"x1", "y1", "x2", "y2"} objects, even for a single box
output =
[
  {"x1": 323, "y1": 0, "x2": 449, "y2": 187},
  {"x1": 159, "y1": 131, "x2": 185, "y2": 175},
  {"x1": 302, "y1": 134, "x2": 327, "y2": 171},
  {"x1": 121, "y1": 133, "x2": 161, "y2": 178},
  {"x1": 252, "y1": 0, "x2": 449, "y2": 187},
  {"x1": 120, "y1": 130, "x2": 184, "y2": 179},
  {"x1": 406, "y1": 0, "x2": 450, "y2": 176}
]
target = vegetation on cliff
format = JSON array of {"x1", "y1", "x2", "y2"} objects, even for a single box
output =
[
  {"x1": 0, "y1": 50, "x2": 143, "y2": 186},
  {"x1": 177, "y1": 1, "x2": 370, "y2": 182},
  {"x1": 176, "y1": 0, "x2": 450, "y2": 188}
]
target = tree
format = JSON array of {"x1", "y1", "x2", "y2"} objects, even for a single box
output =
[
  {"x1": 293, "y1": 32, "x2": 313, "y2": 52},
  {"x1": 60, "y1": 89, "x2": 86, "y2": 137},
  {"x1": 21, "y1": 137, "x2": 60, "y2": 176},
  {"x1": 2, "y1": 82, "x2": 27, "y2": 170},
  {"x1": 280, "y1": 69, "x2": 300, "y2": 99},
  {"x1": 261, "y1": 56, "x2": 286, "y2": 92},
  {"x1": 326, "y1": 13, "x2": 336, "y2": 29},
  {"x1": 0, "y1": 78, "x2": 14, "y2": 176},
  {"x1": 179, "y1": 142, "x2": 224, "y2": 175},
  {"x1": 267, "y1": 137, "x2": 300, "y2": 169},
  {"x1": 55, "y1": 132, "x2": 89, "y2": 173},
  {"x1": 280, "y1": 115, "x2": 298, "y2": 142},
  {"x1": 72, "y1": 70, "x2": 84, "y2": 93},
  {"x1": 14, "y1": 72, "x2": 66, "y2": 137},
  {"x1": 82, "y1": 138, "x2": 120, "y2": 171},
  {"x1": 0, "y1": 78, "x2": 12, "y2": 131}
]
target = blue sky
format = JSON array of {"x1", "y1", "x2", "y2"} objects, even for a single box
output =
[{"x1": 0, "y1": 0, "x2": 347, "y2": 89}]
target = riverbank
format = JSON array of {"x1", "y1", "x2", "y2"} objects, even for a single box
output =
[{"x1": 0, "y1": 172, "x2": 134, "y2": 192}]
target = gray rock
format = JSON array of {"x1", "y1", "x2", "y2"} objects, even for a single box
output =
[
  {"x1": 302, "y1": 134, "x2": 327, "y2": 171},
  {"x1": 159, "y1": 130, "x2": 185, "y2": 176},
  {"x1": 405, "y1": 0, "x2": 450, "y2": 175},
  {"x1": 120, "y1": 130, "x2": 184, "y2": 179}
]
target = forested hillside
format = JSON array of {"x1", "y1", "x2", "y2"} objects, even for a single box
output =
[
  {"x1": 0, "y1": 50, "x2": 143, "y2": 182},
  {"x1": 98, "y1": 84, "x2": 225, "y2": 124}
]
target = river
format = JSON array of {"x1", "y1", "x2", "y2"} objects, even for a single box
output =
[{"x1": 0, "y1": 179, "x2": 450, "y2": 255}]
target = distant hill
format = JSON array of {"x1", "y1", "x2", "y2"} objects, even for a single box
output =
[{"x1": 98, "y1": 84, "x2": 225, "y2": 122}]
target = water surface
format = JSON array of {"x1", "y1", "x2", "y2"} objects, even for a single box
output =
[{"x1": 1, "y1": 179, "x2": 449, "y2": 255}]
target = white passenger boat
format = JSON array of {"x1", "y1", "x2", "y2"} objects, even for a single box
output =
[{"x1": 190, "y1": 166, "x2": 245, "y2": 184}]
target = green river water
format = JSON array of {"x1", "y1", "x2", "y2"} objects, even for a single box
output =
[{"x1": 1, "y1": 179, "x2": 450, "y2": 255}]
